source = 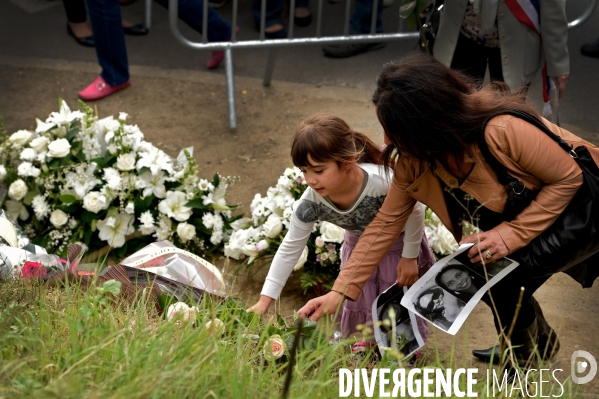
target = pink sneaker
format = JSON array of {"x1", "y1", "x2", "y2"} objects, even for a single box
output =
[
  {"x1": 206, "y1": 50, "x2": 225, "y2": 69},
  {"x1": 78, "y1": 76, "x2": 131, "y2": 101}
]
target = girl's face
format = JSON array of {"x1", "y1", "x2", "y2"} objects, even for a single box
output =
[
  {"x1": 439, "y1": 268, "x2": 472, "y2": 292},
  {"x1": 299, "y1": 155, "x2": 349, "y2": 198}
]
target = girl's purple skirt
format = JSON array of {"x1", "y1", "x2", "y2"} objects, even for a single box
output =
[{"x1": 339, "y1": 230, "x2": 435, "y2": 342}]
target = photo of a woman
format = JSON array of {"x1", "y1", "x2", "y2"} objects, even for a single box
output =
[
  {"x1": 412, "y1": 286, "x2": 466, "y2": 330},
  {"x1": 435, "y1": 261, "x2": 487, "y2": 303}
]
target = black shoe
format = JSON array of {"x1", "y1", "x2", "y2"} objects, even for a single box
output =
[
  {"x1": 294, "y1": 13, "x2": 312, "y2": 27},
  {"x1": 67, "y1": 24, "x2": 95, "y2": 47},
  {"x1": 124, "y1": 24, "x2": 148, "y2": 36},
  {"x1": 581, "y1": 38, "x2": 599, "y2": 58},
  {"x1": 322, "y1": 42, "x2": 386, "y2": 58},
  {"x1": 265, "y1": 27, "x2": 287, "y2": 39},
  {"x1": 208, "y1": 0, "x2": 228, "y2": 8},
  {"x1": 473, "y1": 345, "x2": 502, "y2": 364}
]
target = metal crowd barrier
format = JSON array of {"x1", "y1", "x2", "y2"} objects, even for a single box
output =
[{"x1": 152, "y1": 0, "x2": 596, "y2": 128}]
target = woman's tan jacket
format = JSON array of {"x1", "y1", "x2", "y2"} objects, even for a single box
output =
[{"x1": 332, "y1": 115, "x2": 599, "y2": 301}]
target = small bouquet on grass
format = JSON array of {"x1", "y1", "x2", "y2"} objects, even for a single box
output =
[
  {"x1": 224, "y1": 167, "x2": 343, "y2": 295},
  {"x1": 0, "y1": 100, "x2": 239, "y2": 260}
]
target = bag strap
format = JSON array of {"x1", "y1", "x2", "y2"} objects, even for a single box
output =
[{"x1": 478, "y1": 110, "x2": 577, "y2": 187}]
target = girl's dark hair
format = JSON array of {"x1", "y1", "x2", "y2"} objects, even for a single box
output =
[
  {"x1": 291, "y1": 113, "x2": 386, "y2": 167},
  {"x1": 372, "y1": 53, "x2": 538, "y2": 177},
  {"x1": 413, "y1": 287, "x2": 445, "y2": 316}
]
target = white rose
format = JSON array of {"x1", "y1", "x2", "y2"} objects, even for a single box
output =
[
  {"x1": 8, "y1": 179, "x2": 28, "y2": 201},
  {"x1": 242, "y1": 242, "x2": 260, "y2": 263},
  {"x1": 263, "y1": 214, "x2": 283, "y2": 238},
  {"x1": 256, "y1": 239, "x2": 269, "y2": 252},
  {"x1": 116, "y1": 152, "x2": 136, "y2": 171},
  {"x1": 205, "y1": 318, "x2": 225, "y2": 336},
  {"x1": 9, "y1": 130, "x2": 34, "y2": 146},
  {"x1": 432, "y1": 224, "x2": 459, "y2": 255},
  {"x1": 82, "y1": 191, "x2": 108, "y2": 214},
  {"x1": 177, "y1": 222, "x2": 196, "y2": 243},
  {"x1": 48, "y1": 138, "x2": 71, "y2": 158},
  {"x1": 293, "y1": 246, "x2": 309, "y2": 271},
  {"x1": 29, "y1": 136, "x2": 49, "y2": 153},
  {"x1": 166, "y1": 302, "x2": 197, "y2": 322},
  {"x1": 263, "y1": 334, "x2": 286, "y2": 361},
  {"x1": 319, "y1": 221, "x2": 345, "y2": 244},
  {"x1": 49, "y1": 209, "x2": 69, "y2": 228},
  {"x1": 315, "y1": 236, "x2": 325, "y2": 248},
  {"x1": 54, "y1": 126, "x2": 67, "y2": 138}
]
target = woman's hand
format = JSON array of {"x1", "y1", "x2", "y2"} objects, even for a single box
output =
[
  {"x1": 298, "y1": 291, "x2": 345, "y2": 321},
  {"x1": 246, "y1": 295, "x2": 274, "y2": 315},
  {"x1": 396, "y1": 256, "x2": 419, "y2": 286},
  {"x1": 460, "y1": 230, "x2": 509, "y2": 264}
]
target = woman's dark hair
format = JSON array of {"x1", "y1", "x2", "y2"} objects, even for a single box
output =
[
  {"x1": 435, "y1": 262, "x2": 486, "y2": 302},
  {"x1": 413, "y1": 287, "x2": 444, "y2": 315},
  {"x1": 372, "y1": 53, "x2": 539, "y2": 177},
  {"x1": 291, "y1": 113, "x2": 386, "y2": 168}
]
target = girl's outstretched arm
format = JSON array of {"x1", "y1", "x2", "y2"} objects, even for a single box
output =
[{"x1": 246, "y1": 295, "x2": 274, "y2": 314}]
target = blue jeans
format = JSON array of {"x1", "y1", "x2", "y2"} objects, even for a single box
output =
[
  {"x1": 154, "y1": 0, "x2": 232, "y2": 42},
  {"x1": 252, "y1": 0, "x2": 310, "y2": 29},
  {"x1": 86, "y1": 0, "x2": 129, "y2": 86},
  {"x1": 350, "y1": 0, "x2": 383, "y2": 34}
]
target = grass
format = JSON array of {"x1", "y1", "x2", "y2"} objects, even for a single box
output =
[{"x1": 0, "y1": 278, "x2": 593, "y2": 399}]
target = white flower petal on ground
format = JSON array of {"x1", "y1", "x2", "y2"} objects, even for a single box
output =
[{"x1": 158, "y1": 191, "x2": 192, "y2": 222}]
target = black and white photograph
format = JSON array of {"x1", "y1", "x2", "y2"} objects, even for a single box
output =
[
  {"x1": 372, "y1": 285, "x2": 424, "y2": 359},
  {"x1": 401, "y1": 244, "x2": 520, "y2": 335}
]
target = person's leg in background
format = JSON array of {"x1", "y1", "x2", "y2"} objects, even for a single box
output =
[
  {"x1": 63, "y1": 0, "x2": 95, "y2": 46},
  {"x1": 252, "y1": 0, "x2": 286, "y2": 38},
  {"x1": 450, "y1": 33, "x2": 488, "y2": 84},
  {"x1": 153, "y1": 0, "x2": 232, "y2": 68},
  {"x1": 80, "y1": 0, "x2": 130, "y2": 100},
  {"x1": 322, "y1": 0, "x2": 385, "y2": 58},
  {"x1": 294, "y1": 0, "x2": 311, "y2": 27}
]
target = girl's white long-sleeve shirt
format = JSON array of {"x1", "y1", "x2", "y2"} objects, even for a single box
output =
[{"x1": 261, "y1": 163, "x2": 425, "y2": 300}]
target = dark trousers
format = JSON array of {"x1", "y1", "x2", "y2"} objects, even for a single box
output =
[
  {"x1": 63, "y1": 0, "x2": 87, "y2": 23},
  {"x1": 450, "y1": 32, "x2": 504, "y2": 85},
  {"x1": 86, "y1": 0, "x2": 129, "y2": 86},
  {"x1": 481, "y1": 265, "x2": 552, "y2": 333}
]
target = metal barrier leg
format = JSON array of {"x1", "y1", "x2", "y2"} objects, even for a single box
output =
[
  {"x1": 225, "y1": 48, "x2": 237, "y2": 129},
  {"x1": 263, "y1": 48, "x2": 279, "y2": 87},
  {"x1": 145, "y1": 0, "x2": 152, "y2": 29}
]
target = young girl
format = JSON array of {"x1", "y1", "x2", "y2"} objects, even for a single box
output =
[{"x1": 247, "y1": 113, "x2": 435, "y2": 342}]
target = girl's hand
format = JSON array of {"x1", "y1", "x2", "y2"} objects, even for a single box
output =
[
  {"x1": 396, "y1": 256, "x2": 418, "y2": 286},
  {"x1": 246, "y1": 295, "x2": 274, "y2": 315},
  {"x1": 298, "y1": 290, "x2": 344, "y2": 321},
  {"x1": 460, "y1": 230, "x2": 509, "y2": 264}
]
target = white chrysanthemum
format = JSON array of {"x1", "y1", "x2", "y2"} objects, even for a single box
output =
[
  {"x1": 158, "y1": 191, "x2": 192, "y2": 222},
  {"x1": 202, "y1": 213, "x2": 215, "y2": 229},
  {"x1": 138, "y1": 210, "x2": 155, "y2": 227},
  {"x1": 103, "y1": 167, "x2": 122, "y2": 190},
  {"x1": 17, "y1": 162, "x2": 41, "y2": 178},
  {"x1": 210, "y1": 230, "x2": 223, "y2": 245},
  {"x1": 212, "y1": 214, "x2": 224, "y2": 232}
]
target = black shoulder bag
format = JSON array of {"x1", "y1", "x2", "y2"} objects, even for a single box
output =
[{"x1": 478, "y1": 110, "x2": 599, "y2": 285}]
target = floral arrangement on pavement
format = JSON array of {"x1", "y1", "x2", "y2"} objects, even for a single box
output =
[
  {"x1": 0, "y1": 100, "x2": 238, "y2": 259},
  {"x1": 224, "y1": 167, "x2": 344, "y2": 294}
]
